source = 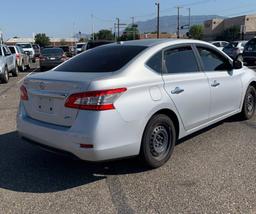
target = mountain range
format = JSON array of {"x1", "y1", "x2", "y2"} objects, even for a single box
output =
[{"x1": 136, "y1": 15, "x2": 226, "y2": 34}]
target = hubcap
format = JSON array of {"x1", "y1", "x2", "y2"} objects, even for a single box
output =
[
  {"x1": 149, "y1": 125, "x2": 170, "y2": 157},
  {"x1": 247, "y1": 92, "x2": 255, "y2": 114},
  {"x1": 5, "y1": 69, "x2": 8, "y2": 80}
]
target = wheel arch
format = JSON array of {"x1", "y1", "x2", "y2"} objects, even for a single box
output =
[{"x1": 143, "y1": 108, "x2": 180, "y2": 142}]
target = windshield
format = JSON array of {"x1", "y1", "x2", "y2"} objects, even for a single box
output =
[
  {"x1": 41, "y1": 48, "x2": 64, "y2": 55},
  {"x1": 55, "y1": 45, "x2": 147, "y2": 72},
  {"x1": 17, "y1": 44, "x2": 32, "y2": 49},
  {"x1": 225, "y1": 42, "x2": 238, "y2": 48}
]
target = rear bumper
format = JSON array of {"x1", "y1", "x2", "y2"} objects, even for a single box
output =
[
  {"x1": 40, "y1": 60, "x2": 62, "y2": 68},
  {"x1": 17, "y1": 103, "x2": 141, "y2": 161}
]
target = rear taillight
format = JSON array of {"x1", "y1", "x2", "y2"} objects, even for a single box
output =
[
  {"x1": 20, "y1": 85, "x2": 28, "y2": 101},
  {"x1": 16, "y1": 53, "x2": 20, "y2": 59},
  {"x1": 39, "y1": 55, "x2": 45, "y2": 61},
  {"x1": 65, "y1": 88, "x2": 127, "y2": 111},
  {"x1": 61, "y1": 54, "x2": 68, "y2": 61}
]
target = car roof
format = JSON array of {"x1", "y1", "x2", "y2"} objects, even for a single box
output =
[{"x1": 109, "y1": 39, "x2": 212, "y2": 48}]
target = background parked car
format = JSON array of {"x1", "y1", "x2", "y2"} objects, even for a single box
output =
[
  {"x1": 76, "y1": 42, "x2": 86, "y2": 54},
  {"x1": 210, "y1": 41, "x2": 229, "y2": 51},
  {"x1": 223, "y1": 41, "x2": 248, "y2": 61},
  {"x1": 0, "y1": 44, "x2": 18, "y2": 83},
  {"x1": 32, "y1": 44, "x2": 41, "y2": 58},
  {"x1": 39, "y1": 47, "x2": 68, "y2": 70},
  {"x1": 59, "y1": 46, "x2": 73, "y2": 57},
  {"x1": 243, "y1": 38, "x2": 256, "y2": 65},
  {"x1": 8, "y1": 45, "x2": 30, "y2": 71},
  {"x1": 84, "y1": 40, "x2": 114, "y2": 51},
  {"x1": 16, "y1": 43, "x2": 35, "y2": 62}
]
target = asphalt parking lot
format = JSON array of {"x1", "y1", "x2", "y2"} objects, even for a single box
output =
[{"x1": 0, "y1": 67, "x2": 256, "y2": 213}]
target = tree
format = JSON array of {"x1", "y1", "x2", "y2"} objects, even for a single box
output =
[
  {"x1": 35, "y1": 33, "x2": 50, "y2": 47},
  {"x1": 189, "y1": 25, "x2": 204, "y2": 40},
  {"x1": 93, "y1": 29, "x2": 114, "y2": 40},
  {"x1": 60, "y1": 39, "x2": 66, "y2": 46},
  {"x1": 79, "y1": 37, "x2": 87, "y2": 42},
  {"x1": 216, "y1": 26, "x2": 240, "y2": 41},
  {"x1": 120, "y1": 25, "x2": 140, "y2": 41}
]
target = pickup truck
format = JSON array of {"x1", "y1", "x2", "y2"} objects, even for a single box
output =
[{"x1": 0, "y1": 44, "x2": 18, "y2": 83}]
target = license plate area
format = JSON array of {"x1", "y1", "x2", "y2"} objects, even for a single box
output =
[
  {"x1": 50, "y1": 57, "x2": 56, "y2": 60},
  {"x1": 37, "y1": 96, "x2": 55, "y2": 114}
]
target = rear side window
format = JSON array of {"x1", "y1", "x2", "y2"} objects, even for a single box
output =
[
  {"x1": 55, "y1": 45, "x2": 147, "y2": 72},
  {"x1": 164, "y1": 46, "x2": 199, "y2": 74},
  {"x1": 8, "y1": 47, "x2": 16, "y2": 54},
  {"x1": 146, "y1": 51, "x2": 162, "y2": 73},
  {"x1": 197, "y1": 47, "x2": 232, "y2": 71}
]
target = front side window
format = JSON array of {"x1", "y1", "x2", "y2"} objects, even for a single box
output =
[
  {"x1": 55, "y1": 45, "x2": 147, "y2": 73},
  {"x1": 146, "y1": 51, "x2": 162, "y2": 73},
  {"x1": 197, "y1": 47, "x2": 232, "y2": 71},
  {"x1": 164, "y1": 46, "x2": 199, "y2": 74}
]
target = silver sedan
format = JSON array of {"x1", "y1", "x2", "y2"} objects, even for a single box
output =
[{"x1": 17, "y1": 39, "x2": 256, "y2": 168}]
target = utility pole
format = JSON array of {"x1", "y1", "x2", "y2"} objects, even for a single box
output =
[
  {"x1": 117, "y1": 18, "x2": 120, "y2": 39},
  {"x1": 155, "y1": 2, "x2": 160, "y2": 39},
  {"x1": 188, "y1": 8, "x2": 191, "y2": 29},
  {"x1": 91, "y1": 14, "x2": 95, "y2": 41},
  {"x1": 176, "y1": 6, "x2": 182, "y2": 39}
]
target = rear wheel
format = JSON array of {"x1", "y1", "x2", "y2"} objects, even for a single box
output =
[
  {"x1": 12, "y1": 64, "x2": 19, "y2": 77},
  {"x1": 140, "y1": 114, "x2": 176, "y2": 168},
  {"x1": 240, "y1": 86, "x2": 256, "y2": 120},
  {"x1": 19, "y1": 61, "x2": 25, "y2": 72},
  {"x1": 1, "y1": 67, "x2": 9, "y2": 83}
]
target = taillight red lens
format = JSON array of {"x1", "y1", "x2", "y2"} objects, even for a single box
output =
[
  {"x1": 65, "y1": 88, "x2": 127, "y2": 111},
  {"x1": 16, "y1": 53, "x2": 20, "y2": 59},
  {"x1": 20, "y1": 85, "x2": 28, "y2": 101}
]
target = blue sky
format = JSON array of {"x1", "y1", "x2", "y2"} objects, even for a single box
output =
[{"x1": 1, "y1": 0, "x2": 256, "y2": 39}]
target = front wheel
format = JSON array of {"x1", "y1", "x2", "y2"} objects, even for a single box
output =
[
  {"x1": 240, "y1": 86, "x2": 256, "y2": 120},
  {"x1": 140, "y1": 114, "x2": 176, "y2": 168}
]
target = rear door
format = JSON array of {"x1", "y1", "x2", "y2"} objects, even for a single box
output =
[
  {"x1": 3, "y1": 46, "x2": 14, "y2": 70},
  {"x1": 162, "y1": 45, "x2": 211, "y2": 131},
  {"x1": 195, "y1": 46, "x2": 243, "y2": 120}
]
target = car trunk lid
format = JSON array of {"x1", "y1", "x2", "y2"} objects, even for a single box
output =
[{"x1": 22, "y1": 71, "x2": 112, "y2": 127}]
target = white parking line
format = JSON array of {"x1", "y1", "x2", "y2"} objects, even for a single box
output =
[{"x1": 18, "y1": 68, "x2": 39, "y2": 84}]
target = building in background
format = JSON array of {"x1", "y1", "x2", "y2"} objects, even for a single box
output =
[
  {"x1": 5, "y1": 37, "x2": 78, "y2": 46},
  {"x1": 204, "y1": 14, "x2": 256, "y2": 41},
  {"x1": 140, "y1": 33, "x2": 176, "y2": 39}
]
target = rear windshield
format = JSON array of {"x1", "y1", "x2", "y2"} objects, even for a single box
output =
[
  {"x1": 17, "y1": 44, "x2": 32, "y2": 49},
  {"x1": 42, "y1": 48, "x2": 64, "y2": 55},
  {"x1": 76, "y1": 44, "x2": 84, "y2": 48},
  {"x1": 225, "y1": 42, "x2": 238, "y2": 48},
  {"x1": 8, "y1": 47, "x2": 16, "y2": 54},
  {"x1": 245, "y1": 39, "x2": 256, "y2": 51},
  {"x1": 55, "y1": 45, "x2": 147, "y2": 72}
]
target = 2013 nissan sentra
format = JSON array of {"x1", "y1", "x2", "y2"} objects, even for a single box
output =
[{"x1": 17, "y1": 39, "x2": 256, "y2": 168}]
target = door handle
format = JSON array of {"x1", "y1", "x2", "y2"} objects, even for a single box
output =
[
  {"x1": 211, "y1": 80, "x2": 220, "y2": 87},
  {"x1": 171, "y1": 87, "x2": 184, "y2": 94}
]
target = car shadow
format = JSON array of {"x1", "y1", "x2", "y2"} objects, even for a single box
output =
[{"x1": 0, "y1": 131, "x2": 148, "y2": 193}]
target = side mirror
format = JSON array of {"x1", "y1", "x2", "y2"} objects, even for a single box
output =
[{"x1": 233, "y1": 60, "x2": 243, "y2": 69}]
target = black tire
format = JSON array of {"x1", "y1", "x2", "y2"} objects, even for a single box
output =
[
  {"x1": 12, "y1": 64, "x2": 19, "y2": 77},
  {"x1": 19, "y1": 61, "x2": 25, "y2": 72},
  {"x1": 240, "y1": 86, "x2": 256, "y2": 120},
  {"x1": 140, "y1": 114, "x2": 176, "y2": 168},
  {"x1": 1, "y1": 66, "x2": 9, "y2": 83}
]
